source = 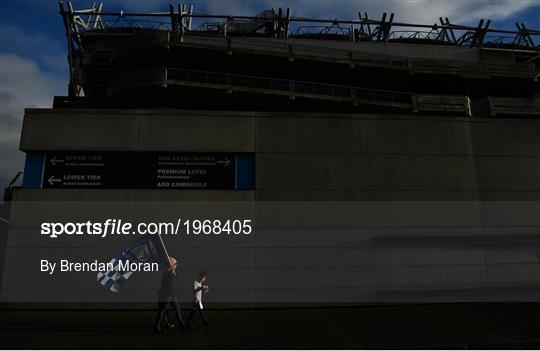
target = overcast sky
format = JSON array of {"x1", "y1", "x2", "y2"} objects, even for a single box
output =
[{"x1": 1, "y1": 0, "x2": 539, "y2": 192}]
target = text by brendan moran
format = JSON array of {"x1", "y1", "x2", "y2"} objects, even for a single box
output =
[{"x1": 40, "y1": 259, "x2": 159, "y2": 275}]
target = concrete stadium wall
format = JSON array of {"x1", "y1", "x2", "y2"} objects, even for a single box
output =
[{"x1": 2, "y1": 108, "x2": 540, "y2": 307}]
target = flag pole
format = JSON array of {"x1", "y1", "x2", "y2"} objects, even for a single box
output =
[{"x1": 156, "y1": 233, "x2": 171, "y2": 265}]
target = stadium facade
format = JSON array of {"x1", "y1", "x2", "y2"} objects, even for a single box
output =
[{"x1": 1, "y1": 2, "x2": 539, "y2": 307}]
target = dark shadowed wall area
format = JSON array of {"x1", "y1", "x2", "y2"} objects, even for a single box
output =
[{"x1": 1, "y1": 108, "x2": 539, "y2": 308}]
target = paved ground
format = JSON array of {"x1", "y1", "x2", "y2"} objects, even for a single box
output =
[{"x1": 1, "y1": 303, "x2": 540, "y2": 349}]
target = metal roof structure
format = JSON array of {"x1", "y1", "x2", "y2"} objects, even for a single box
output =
[
  {"x1": 56, "y1": 1, "x2": 539, "y2": 118},
  {"x1": 60, "y1": 2, "x2": 539, "y2": 49}
]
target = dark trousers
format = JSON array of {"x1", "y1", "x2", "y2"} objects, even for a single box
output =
[
  {"x1": 186, "y1": 302, "x2": 209, "y2": 326},
  {"x1": 154, "y1": 296, "x2": 185, "y2": 328}
]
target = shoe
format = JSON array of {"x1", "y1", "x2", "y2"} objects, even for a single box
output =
[
  {"x1": 153, "y1": 326, "x2": 165, "y2": 334},
  {"x1": 165, "y1": 322, "x2": 175, "y2": 328}
]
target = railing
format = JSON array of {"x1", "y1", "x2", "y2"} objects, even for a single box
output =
[
  {"x1": 389, "y1": 31, "x2": 441, "y2": 41},
  {"x1": 488, "y1": 97, "x2": 540, "y2": 116},
  {"x1": 81, "y1": 17, "x2": 540, "y2": 50},
  {"x1": 85, "y1": 19, "x2": 173, "y2": 32},
  {"x1": 166, "y1": 68, "x2": 412, "y2": 106},
  {"x1": 107, "y1": 67, "x2": 477, "y2": 115}
]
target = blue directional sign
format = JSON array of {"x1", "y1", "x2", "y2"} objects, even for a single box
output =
[{"x1": 22, "y1": 152, "x2": 254, "y2": 190}]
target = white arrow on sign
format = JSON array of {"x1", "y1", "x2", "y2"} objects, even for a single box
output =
[
  {"x1": 217, "y1": 157, "x2": 231, "y2": 167},
  {"x1": 47, "y1": 176, "x2": 62, "y2": 186},
  {"x1": 50, "y1": 156, "x2": 64, "y2": 166}
]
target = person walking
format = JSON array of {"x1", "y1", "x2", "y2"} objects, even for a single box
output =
[
  {"x1": 153, "y1": 257, "x2": 187, "y2": 333},
  {"x1": 186, "y1": 272, "x2": 212, "y2": 328}
]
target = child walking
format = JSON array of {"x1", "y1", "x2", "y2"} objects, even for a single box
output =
[{"x1": 186, "y1": 272, "x2": 212, "y2": 327}]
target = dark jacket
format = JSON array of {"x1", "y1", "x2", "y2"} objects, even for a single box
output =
[{"x1": 158, "y1": 270, "x2": 178, "y2": 298}]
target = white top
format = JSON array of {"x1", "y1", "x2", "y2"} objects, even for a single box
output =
[{"x1": 194, "y1": 280, "x2": 203, "y2": 309}]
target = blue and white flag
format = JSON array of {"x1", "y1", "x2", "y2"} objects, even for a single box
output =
[{"x1": 97, "y1": 235, "x2": 169, "y2": 292}]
